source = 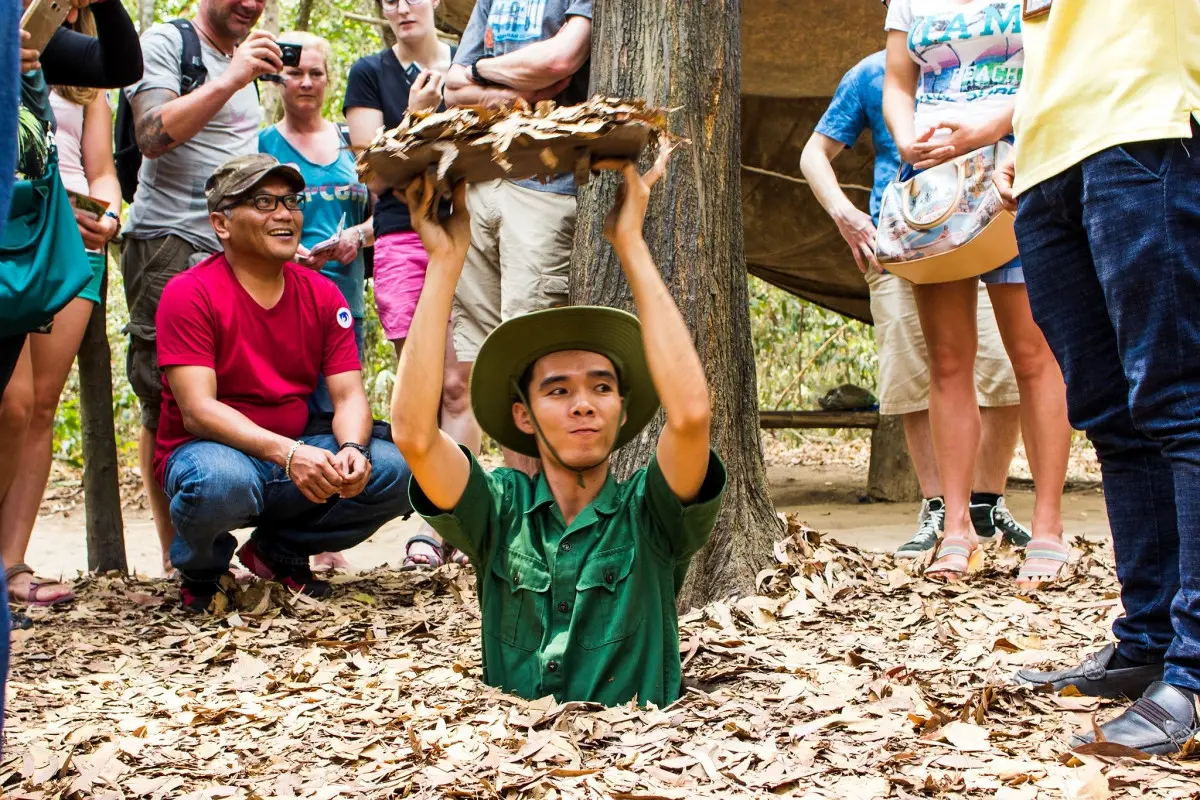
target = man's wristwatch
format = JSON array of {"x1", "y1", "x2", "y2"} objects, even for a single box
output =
[
  {"x1": 339, "y1": 441, "x2": 372, "y2": 463},
  {"x1": 471, "y1": 60, "x2": 494, "y2": 86}
]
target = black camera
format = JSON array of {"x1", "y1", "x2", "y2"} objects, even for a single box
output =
[{"x1": 279, "y1": 42, "x2": 302, "y2": 68}]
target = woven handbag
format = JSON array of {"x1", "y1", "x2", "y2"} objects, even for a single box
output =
[{"x1": 874, "y1": 139, "x2": 1017, "y2": 284}]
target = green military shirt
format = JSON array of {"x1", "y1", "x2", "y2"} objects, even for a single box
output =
[{"x1": 409, "y1": 447, "x2": 727, "y2": 708}]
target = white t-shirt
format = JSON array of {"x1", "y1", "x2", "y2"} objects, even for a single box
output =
[{"x1": 885, "y1": 0, "x2": 1024, "y2": 136}]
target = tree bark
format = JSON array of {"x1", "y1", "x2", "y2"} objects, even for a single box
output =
[
  {"x1": 294, "y1": 0, "x2": 316, "y2": 31},
  {"x1": 866, "y1": 414, "x2": 921, "y2": 503},
  {"x1": 260, "y1": 0, "x2": 283, "y2": 123},
  {"x1": 570, "y1": 0, "x2": 781, "y2": 609},
  {"x1": 138, "y1": 0, "x2": 155, "y2": 34},
  {"x1": 79, "y1": 272, "x2": 127, "y2": 572}
]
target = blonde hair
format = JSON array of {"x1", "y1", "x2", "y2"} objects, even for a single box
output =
[
  {"x1": 52, "y1": 8, "x2": 99, "y2": 107},
  {"x1": 277, "y1": 31, "x2": 332, "y2": 71}
]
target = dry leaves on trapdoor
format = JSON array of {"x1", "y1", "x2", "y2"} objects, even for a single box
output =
[{"x1": 356, "y1": 96, "x2": 671, "y2": 191}]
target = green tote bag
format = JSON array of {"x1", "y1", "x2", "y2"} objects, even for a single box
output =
[{"x1": 0, "y1": 155, "x2": 92, "y2": 337}]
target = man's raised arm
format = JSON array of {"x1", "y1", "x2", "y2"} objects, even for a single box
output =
[
  {"x1": 390, "y1": 181, "x2": 473, "y2": 511},
  {"x1": 133, "y1": 30, "x2": 281, "y2": 159},
  {"x1": 606, "y1": 152, "x2": 712, "y2": 503}
]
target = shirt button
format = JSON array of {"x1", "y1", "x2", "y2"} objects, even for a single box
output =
[
  {"x1": 558, "y1": 601, "x2": 569, "y2": 613},
  {"x1": 547, "y1": 660, "x2": 559, "y2": 673},
  {"x1": 561, "y1": 542, "x2": 572, "y2": 552},
  {"x1": 605, "y1": 572, "x2": 615, "y2": 584}
]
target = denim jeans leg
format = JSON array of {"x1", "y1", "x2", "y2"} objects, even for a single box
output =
[
  {"x1": 1016, "y1": 167, "x2": 1178, "y2": 667},
  {"x1": 256, "y1": 433, "x2": 412, "y2": 563},
  {"x1": 163, "y1": 441, "x2": 270, "y2": 581},
  {"x1": 1078, "y1": 131, "x2": 1200, "y2": 691}
]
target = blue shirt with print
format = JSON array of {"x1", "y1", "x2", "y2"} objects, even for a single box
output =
[
  {"x1": 814, "y1": 51, "x2": 899, "y2": 224},
  {"x1": 259, "y1": 127, "x2": 369, "y2": 319}
]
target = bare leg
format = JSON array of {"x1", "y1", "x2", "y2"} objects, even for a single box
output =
[
  {"x1": 0, "y1": 344, "x2": 35, "y2": 541},
  {"x1": 987, "y1": 285, "x2": 1070, "y2": 570},
  {"x1": 901, "y1": 410, "x2": 942, "y2": 498},
  {"x1": 0, "y1": 300, "x2": 91, "y2": 602},
  {"x1": 975, "y1": 405, "x2": 1021, "y2": 494},
  {"x1": 913, "y1": 279, "x2": 983, "y2": 576},
  {"x1": 141, "y1": 425, "x2": 175, "y2": 575}
]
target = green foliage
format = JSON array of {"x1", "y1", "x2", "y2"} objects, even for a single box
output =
[{"x1": 749, "y1": 277, "x2": 877, "y2": 411}]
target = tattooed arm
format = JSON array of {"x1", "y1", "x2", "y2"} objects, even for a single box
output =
[
  {"x1": 132, "y1": 29, "x2": 279, "y2": 160},
  {"x1": 132, "y1": 84, "x2": 236, "y2": 159}
]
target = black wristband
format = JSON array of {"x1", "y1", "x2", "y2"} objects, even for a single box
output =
[
  {"x1": 471, "y1": 60, "x2": 493, "y2": 86},
  {"x1": 339, "y1": 441, "x2": 372, "y2": 463}
]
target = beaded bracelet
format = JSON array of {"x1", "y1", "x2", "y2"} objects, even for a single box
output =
[{"x1": 285, "y1": 440, "x2": 302, "y2": 480}]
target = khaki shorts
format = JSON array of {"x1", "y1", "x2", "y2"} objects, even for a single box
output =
[
  {"x1": 867, "y1": 270, "x2": 1020, "y2": 415},
  {"x1": 121, "y1": 235, "x2": 210, "y2": 428},
  {"x1": 453, "y1": 180, "x2": 576, "y2": 361}
]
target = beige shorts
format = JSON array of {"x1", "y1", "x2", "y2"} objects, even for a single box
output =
[
  {"x1": 453, "y1": 180, "x2": 576, "y2": 361},
  {"x1": 867, "y1": 270, "x2": 1020, "y2": 415}
]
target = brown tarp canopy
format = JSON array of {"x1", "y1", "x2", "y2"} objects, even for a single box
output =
[{"x1": 437, "y1": 0, "x2": 886, "y2": 322}]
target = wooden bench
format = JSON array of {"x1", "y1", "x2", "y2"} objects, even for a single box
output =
[{"x1": 758, "y1": 409, "x2": 919, "y2": 502}]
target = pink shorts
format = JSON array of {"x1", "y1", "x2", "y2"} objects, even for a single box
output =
[{"x1": 373, "y1": 231, "x2": 430, "y2": 341}]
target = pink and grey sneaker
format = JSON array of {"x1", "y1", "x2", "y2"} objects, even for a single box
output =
[{"x1": 237, "y1": 540, "x2": 331, "y2": 598}]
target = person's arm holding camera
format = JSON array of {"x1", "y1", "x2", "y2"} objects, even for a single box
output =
[{"x1": 132, "y1": 29, "x2": 281, "y2": 160}]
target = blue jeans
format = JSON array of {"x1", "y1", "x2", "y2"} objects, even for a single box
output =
[
  {"x1": 309, "y1": 319, "x2": 365, "y2": 416},
  {"x1": 163, "y1": 433, "x2": 411, "y2": 581},
  {"x1": 1015, "y1": 122, "x2": 1200, "y2": 691}
]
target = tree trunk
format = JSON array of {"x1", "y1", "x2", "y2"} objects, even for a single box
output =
[
  {"x1": 260, "y1": 0, "x2": 283, "y2": 123},
  {"x1": 866, "y1": 414, "x2": 921, "y2": 503},
  {"x1": 294, "y1": 0, "x2": 316, "y2": 31},
  {"x1": 138, "y1": 0, "x2": 154, "y2": 34},
  {"x1": 570, "y1": 0, "x2": 781, "y2": 609},
  {"x1": 79, "y1": 272, "x2": 127, "y2": 573}
]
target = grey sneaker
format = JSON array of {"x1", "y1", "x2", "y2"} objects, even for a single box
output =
[
  {"x1": 971, "y1": 497, "x2": 1032, "y2": 547},
  {"x1": 896, "y1": 498, "x2": 944, "y2": 559}
]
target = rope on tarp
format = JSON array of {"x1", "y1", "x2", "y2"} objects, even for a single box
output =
[{"x1": 741, "y1": 164, "x2": 872, "y2": 194}]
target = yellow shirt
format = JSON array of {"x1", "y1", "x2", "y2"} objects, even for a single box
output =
[{"x1": 1013, "y1": 0, "x2": 1200, "y2": 194}]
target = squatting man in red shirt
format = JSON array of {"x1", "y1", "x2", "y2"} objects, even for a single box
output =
[{"x1": 154, "y1": 154, "x2": 412, "y2": 613}]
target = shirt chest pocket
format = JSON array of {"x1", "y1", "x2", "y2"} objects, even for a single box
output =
[
  {"x1": 491, "y1": 549, "x2": 551, "y2": 652},
  {"x1": 575, "y1": 544, "x2": 642, "y2": 650}
]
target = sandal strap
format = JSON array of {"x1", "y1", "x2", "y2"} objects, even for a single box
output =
[
  {"x1": 404, "y1": 535, "x2": 446, "y2": 567},
  {"x1": 5, "y1": 563, "x2": 34, "y2": 582},
  {"x1": 1018, "y1": 541, "x2": 1070, "y2": 581},
  {"x1": 925, "y1": 537, "x2": 978, "y2": 577},
  {"x1": 1024, "y1": 543, "x2": 1070, "y2": 562}
]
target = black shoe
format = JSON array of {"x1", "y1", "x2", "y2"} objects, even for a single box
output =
[
  {"x1": 971, "y1": 498, "x2": 1032, "y2": 547},
  {"x1": 179, "y1": 578, "x2": 221, "y2": 614},
  {"x1": 1013, "y1": 644, "x2": 1164, "y2": 699},
  {"x1": 1070, "y1": 681, "x2": 1200, "y2": 755},
  {"x1": 238, "y1": 540, "x2": 331, "y2": 598}
]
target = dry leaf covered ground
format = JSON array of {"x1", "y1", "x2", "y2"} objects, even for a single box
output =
[{"x1": 3, "y1": 518, "x2": 1197, "y2": 800}]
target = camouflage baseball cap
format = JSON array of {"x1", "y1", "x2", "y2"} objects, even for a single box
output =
[{"x1": 205, "y1": 154, "x2": 305, "y2": 213}]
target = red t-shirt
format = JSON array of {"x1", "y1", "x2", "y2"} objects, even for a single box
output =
[{"x1": 153, "y1": 254, "x2": 361, "y2": 485}]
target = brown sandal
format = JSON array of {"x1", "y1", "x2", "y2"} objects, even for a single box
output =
[{"x1": 6, "y1": 563, "x2": 75, "y2": 607}]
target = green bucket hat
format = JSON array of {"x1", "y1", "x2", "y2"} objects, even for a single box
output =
[{"x1": 470, "y1": 306, "x2": 660, "y2": 460}]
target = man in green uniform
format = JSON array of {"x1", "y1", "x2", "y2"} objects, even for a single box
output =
[{"x1": 391, "y1": 154, "x2": 726, "y2": 707}]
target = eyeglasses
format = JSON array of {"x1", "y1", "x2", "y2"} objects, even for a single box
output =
[
  {"x1": 381, "y1": 0, "x2": 429, "y2": 7},
  {"x1": 229, "y1": 193, "x2": 306, "y2": 213}
]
